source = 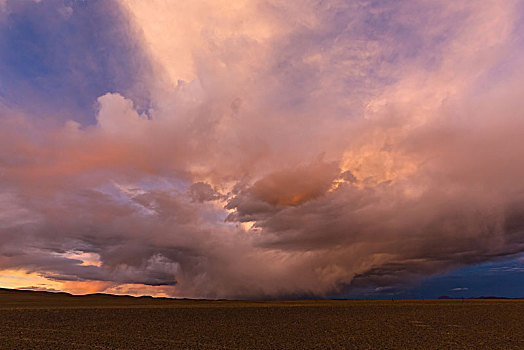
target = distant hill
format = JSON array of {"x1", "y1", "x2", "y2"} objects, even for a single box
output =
[
  {"x1": 1, "y1": 288, "x2": 521, "y2": 308},
  {"x1": 438, "y1": 294, "x2": 514, "y2": 300},
  {"x1": 0, "y1": 287, "x2": 206, "y2": 308}
]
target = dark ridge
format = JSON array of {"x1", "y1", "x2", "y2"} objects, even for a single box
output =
[
  {"x1": 2, "y1": 288, "x2": 522, "y2": 303},
  {"x1": 2, "y1": 288, "x2": 281, "y2": 304},
  {"x1": 475, "y1": 296, "x2": 511, "y2": 299}
]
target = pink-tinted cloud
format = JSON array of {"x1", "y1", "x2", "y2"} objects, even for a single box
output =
[{"x1": 1, "y1": 0, "x2": 524, "y2": 298}]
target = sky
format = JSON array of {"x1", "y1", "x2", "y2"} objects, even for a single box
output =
[{"x1": 0, "y1": 0, "x2": 523, "y2": 299}]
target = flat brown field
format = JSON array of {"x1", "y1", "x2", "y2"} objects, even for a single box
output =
[{"x1": 1, "y1": 289, "x2": 523, "y2": 349}]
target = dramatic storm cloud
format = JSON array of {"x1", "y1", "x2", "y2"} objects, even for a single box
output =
[{"x1": 1, "y1": 0, "x2": 524, "y2": 298}]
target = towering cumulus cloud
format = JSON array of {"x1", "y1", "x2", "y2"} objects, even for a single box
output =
[{"x1": 1, "y1": 0, "x2": 524, "y2": 298}]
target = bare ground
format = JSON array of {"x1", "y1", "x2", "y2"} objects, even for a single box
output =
[{"x1": 1, "y1": 289, "x2": 523, "y2": 349}]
